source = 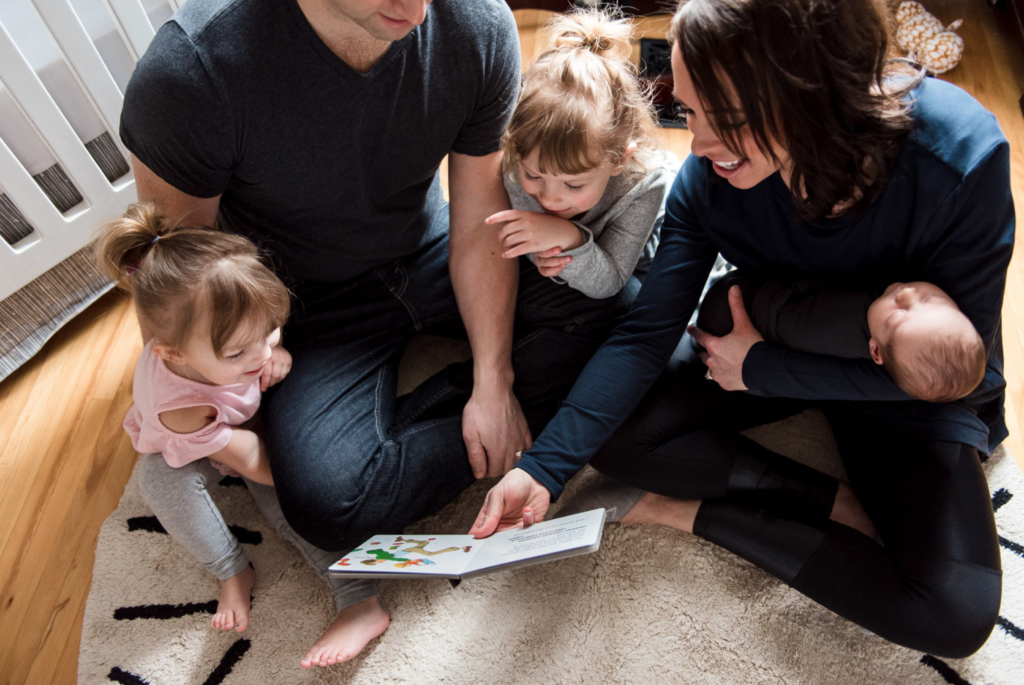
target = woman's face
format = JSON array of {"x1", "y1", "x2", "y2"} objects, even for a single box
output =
[{"x1": 671, "y1": 44, "x2": 791, "y2": 190}]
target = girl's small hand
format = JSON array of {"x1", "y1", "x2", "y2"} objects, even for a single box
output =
[
  {"x1": 534, "y1": 247, "x2": 572, "y2": 278},
  {"x1": 485, "y1": 210, "x2": 584, "y2": 259},
  {"x1": 261, "y1": 345, "x2": 292, "y2": 391},
  {"x1": 687, "y1": 286, "x2": 763, "y2": 391}
]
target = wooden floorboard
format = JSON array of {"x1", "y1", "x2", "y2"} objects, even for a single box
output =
[{"x1": 1, "y1": 4, "x2": 1022, "y2": 683}]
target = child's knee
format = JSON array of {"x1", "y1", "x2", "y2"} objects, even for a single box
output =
[{"x1": 136, "y1": 453, "x2": 204, "y2": 507}]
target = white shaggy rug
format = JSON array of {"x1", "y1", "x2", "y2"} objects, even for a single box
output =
[{"x1": 81, "y1": 336, "x2": 1024, "y2": 684}]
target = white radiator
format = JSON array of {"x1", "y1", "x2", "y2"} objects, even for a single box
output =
[{"x1": 0, "y1": 0, "x2": 181, "y2": 301}]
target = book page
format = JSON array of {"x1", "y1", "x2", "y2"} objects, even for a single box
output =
[
  {"x1": 329, "y1": 534, "x2": 482, "y2": 576},
  {"x1": 461, "y1": 509, "x2": 605, "y2": 575}
]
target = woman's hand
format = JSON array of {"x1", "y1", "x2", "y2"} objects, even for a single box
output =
[
  {"x1": 687, "y1": 285, "x2": 763, "y2": 391},
  {"x1": 261, "y1": 344, "x2": 292, "y2": 391},
  {"x1": 486, "y1": 209, "x2": 584, "y2": 259},
  {"x1": 469, "y1": 467, "x2": 551, "y2": 538}
]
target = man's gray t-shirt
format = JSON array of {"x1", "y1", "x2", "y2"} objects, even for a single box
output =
[{"x1": 120, "y1": 0, "x2": 521, "y2": 283}]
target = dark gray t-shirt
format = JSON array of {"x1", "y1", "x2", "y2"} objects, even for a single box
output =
[{"x1": 120, "y1": 0, "x2": 521, "y2": 282}]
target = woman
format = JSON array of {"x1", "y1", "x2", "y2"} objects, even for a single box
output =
[{"x1": 471, "y1": 0, "x2": 1011, "y2": 658}]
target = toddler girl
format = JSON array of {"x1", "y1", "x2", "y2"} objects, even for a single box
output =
[
  {"x1": 487, "y1": 9, "x2": 680, "y2": 299},
  {"x1": 95, "y1": 202, "x2": 291, "y2": 632}
]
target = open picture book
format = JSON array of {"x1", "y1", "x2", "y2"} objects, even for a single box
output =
[{"x1": 328, "y1": 509, "x2": 606, "y2": 585}]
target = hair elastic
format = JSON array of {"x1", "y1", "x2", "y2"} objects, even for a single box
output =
[{"x1": 126, "y1": 234, "x2": 161, "y2": 275}]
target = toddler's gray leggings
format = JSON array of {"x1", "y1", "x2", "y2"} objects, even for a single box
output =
[{"x1": 136, "y1": 453, "x2": 376, "y2": 611}]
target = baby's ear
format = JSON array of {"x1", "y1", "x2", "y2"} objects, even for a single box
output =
[
  {"x1": 868, "y1": 338, "x2": 885, "y2": 365},
  {"x1": 152, "y1": 342, "x2": 188, "y2": 365}
]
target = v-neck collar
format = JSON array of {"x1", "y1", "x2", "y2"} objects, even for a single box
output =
[{"x1": 284, "y1": 0, "x2": 416, "y2": 81}]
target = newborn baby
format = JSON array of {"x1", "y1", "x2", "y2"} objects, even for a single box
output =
[{"x1": 697, "y1": 272, "x2": 986, "y2": 402}]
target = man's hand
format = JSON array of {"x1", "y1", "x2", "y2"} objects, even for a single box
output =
[
  {"x1": 463, "y1": 381, "x2": 532, "y2": 478},
  {"x1": 486, "y1": 210, "x2": 584, "y2": 259},
  {"x1": 469, "y1": 467, "x2": 551, "y2": 538},
  {"x1": 687, "y1": 285, "x2": 762, "y2": 391}
]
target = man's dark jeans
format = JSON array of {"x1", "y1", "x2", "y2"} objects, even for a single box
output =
[{"x1": 264, "y1": 231, "x2": 638, "y2": 550}]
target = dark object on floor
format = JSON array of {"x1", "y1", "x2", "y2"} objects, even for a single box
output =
[{"x1": 640, "y1": 38, "x2": 687, "y2": 129}]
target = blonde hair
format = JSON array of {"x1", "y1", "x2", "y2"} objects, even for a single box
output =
[
  {"x1": 502, "y1": 8, "x2": 661, "y2": 179},
  {"x1": 94, "y1": 202, "x2": 290, "y2": 357}
]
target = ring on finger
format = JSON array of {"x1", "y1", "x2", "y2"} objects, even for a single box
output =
[{"x1": 705, "y1": 368, "x2": 713, "y2": 381}]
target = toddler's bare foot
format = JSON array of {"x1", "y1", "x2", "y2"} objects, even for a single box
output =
[
  {"x1": 830, "y1": 482, "x2": 878, "y2": 539},
  {"x1": 300, "y1": 596, "x2": 389, "y2": 668},
  {"x1": 212, "y1": 566, "x2": 255, "y2": 632}
]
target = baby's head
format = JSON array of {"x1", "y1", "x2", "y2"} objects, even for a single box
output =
[
  {"x1": 502, "y1": 8, "x2": 659, "y2": 219},
  {"x1": 867, "y1": 282, "x2": 985, "y2": 402},
  {"x1": 95, "y1": 202, "x2": 290, "y2": 385}
]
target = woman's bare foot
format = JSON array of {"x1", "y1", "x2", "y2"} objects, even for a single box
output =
[
  {"x1": 830, "y1": 482, "x2": 878, "y2": 539},
  {"x1": 212, "y1": 566, "x2": 255, "y2": 632},
  {"x1": 300, "y1": 596, "x2": 389, "y2": 668},
  {"x1": 620, "y1": 492, "x2": 702, "y2": 533}
]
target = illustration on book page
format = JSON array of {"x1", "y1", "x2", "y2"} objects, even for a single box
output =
[{"x1": 335, "y1": 535, "x2": 478, "y2": 574}]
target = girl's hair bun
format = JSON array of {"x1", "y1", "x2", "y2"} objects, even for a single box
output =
[{"x1": 548, "y1": 8, "x2": 633, "y2": 62}]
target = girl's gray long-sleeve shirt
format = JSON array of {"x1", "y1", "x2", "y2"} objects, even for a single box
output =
[{"x1": 504, "y1": 150, "x2": 681, "y2": 299}]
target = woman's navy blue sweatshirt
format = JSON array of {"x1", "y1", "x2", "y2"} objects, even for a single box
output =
[{"x1": 517, "y1": 77, "x2": 1015, "y2": 500}]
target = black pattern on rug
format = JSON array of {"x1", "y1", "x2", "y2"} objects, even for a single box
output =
[
  {"x1": 993, "y1": 488, "x2": 1013, "y2": 512},
  {"x1": 114, "y1": 600, "x2": 218, "y2": 620},
  {"x1": 106, "y1": 640, "x2": 250, "y2": 685},
  {"x1": 127, "y1": 515, "x2": 264, "y2": 545},
  {"x1": 920, "y1": 655, "x2": 973, "y2": 685},
  {"x1": 1000, "y1": 535, "x2": 1024, "y2": 558},
  {"x1": 108, "y1": 667, "x2": 151, "y2": 685},
  {"x1": 996, "y1": 616, "x2": 1024, "y2": 641}
]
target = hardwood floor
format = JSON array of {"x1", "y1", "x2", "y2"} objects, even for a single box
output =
[{"x1": 1, "y1": 4, "x2": 1022, "y2": 683}]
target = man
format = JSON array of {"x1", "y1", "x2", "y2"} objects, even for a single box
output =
[{"x1": 121, "y1": 0, "x2": 635, "y2": 666}]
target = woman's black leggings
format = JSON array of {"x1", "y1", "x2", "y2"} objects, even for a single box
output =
[{"x1": 590, "y1": 362, "x2": 1002, "y2": 658}]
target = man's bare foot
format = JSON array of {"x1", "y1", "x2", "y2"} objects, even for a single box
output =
[
  {"x1": 212, "y1": 566, "x2": 255, "y2": 632},
  {"x1": 830, "y1": 482, "x2": 878, "y2": 539},
  {"x1": 620, "y1": 492, "x2": 701, "y2": 533},
  {"x1": 300, "y1": 596, "x2": 389, "y2": 668}
]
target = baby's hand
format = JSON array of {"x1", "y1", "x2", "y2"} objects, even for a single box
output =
[
  {"x1": 261, "y1": 344, "x2": 292, "y2": 391},
  {"x1": 485, "y1": 210, "x2": 584, "y2": 259}
]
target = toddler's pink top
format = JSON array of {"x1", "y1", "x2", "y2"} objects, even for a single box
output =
[{"x1": 123, "y1": 342, "x2": 261, "y2": 467}]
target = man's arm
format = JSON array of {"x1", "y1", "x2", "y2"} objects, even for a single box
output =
[
  {"x1": 130, "y1": 154, "x2": 222, "y2": 344},
  {"x1": 132, "y1": 154, "x2": 221, "y2": 228},
  {"x1": 447, "y1": 150, "x2": 531, "y2": 478}
]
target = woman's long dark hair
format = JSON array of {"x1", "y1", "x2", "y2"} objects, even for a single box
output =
[{"x1": 673, "y1": 0, "x2": 922, "y2": 220}]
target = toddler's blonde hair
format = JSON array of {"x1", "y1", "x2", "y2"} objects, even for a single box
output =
[
  {"x1": 94, "y1": 202, "x2": 290, "y2": 357},
  {"x1": 503, "y1": 8, "x2": 661, "y2": 178}
]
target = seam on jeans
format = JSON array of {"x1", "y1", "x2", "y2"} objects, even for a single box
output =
[
  {"x1": 392, "y1": 264, "x2": 422, "y2": 330},
  {"x1": 376, "y1": 263, "x2": 422, "y2": 329},
  {"x1": 391, "y1": 385, "x2": 463, "y2": 434},
  {"x1": 374, "y1": 367, "x2": 387, "y2": 445},
  {"x1": 518, "y1": 303, "x2": 585, "y2": 327},
  {"x1": 397, "y1": 415, "x2": 462, "y2": 439},
  {"x1": 513, "y1": 328, "x2": 547, "y2": 352}
]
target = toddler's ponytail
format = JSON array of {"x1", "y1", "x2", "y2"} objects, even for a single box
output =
[
  {"x1": 93, "y1": 202, "x2": 290, "y2": 356},
  {"x1": 94, "y1": 201, "x2": 172, "y2": 289},
  {"x1": 503, "y1": 8, "x2": 660, "y2": 178},
  {"x1": 548, "y1": 8, "x2": 633, "y2": 63}
]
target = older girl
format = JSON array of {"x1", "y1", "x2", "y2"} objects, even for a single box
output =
[{"x1": 487, "y1": 9, "x2": 679, "y2": 299}]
